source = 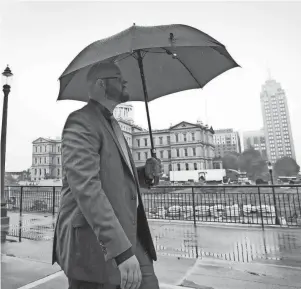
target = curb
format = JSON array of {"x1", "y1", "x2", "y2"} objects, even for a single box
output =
[
  {"x1": 148, "y1": 218, "x2": 295, "y2": 229},
  {"x1": 15, "y1": 271, "x2": 192, "y2": 289}
]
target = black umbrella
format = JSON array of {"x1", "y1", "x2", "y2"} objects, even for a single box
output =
[{"x1": 58, "y1": 24, "x2": 239, "y2": 158}]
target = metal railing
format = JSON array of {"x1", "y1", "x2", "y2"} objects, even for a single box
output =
[
  {"x1": 4, "y1": 184, "x2": 301, "y2": 229},
  {"x1": 143, "y1": 185, "x2": 301, "y2": 227}
]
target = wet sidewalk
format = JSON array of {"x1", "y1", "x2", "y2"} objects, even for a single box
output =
[
  {"x1": 2, "y1": 238, "x2": 301, "y2": 289},
  {"x1": 2, "y1": 215, "x2": 301, "y2": 288}
]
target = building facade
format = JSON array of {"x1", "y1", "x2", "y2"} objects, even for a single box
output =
[
  {"x1": 213, "y1": 129, "x2": 241, "y2": 158},
  {"x1": 31, "y1": 137, "x2": 62, "y2": 181},
  {"x1": 31, "y1": 103, "x2": 215, "y2": 180},
  {"x1": 260, "y1": 79, "x2": 296, "y2": 163},
  {"x1": 113, "y1": 103, "x2": 134, "y2": 124},
  {"x1": 243, "y1": 129, "x2": 267, "y2": 158},
  {"x1": 132, "y1": 121, "x2": 215, "y2": 175}
]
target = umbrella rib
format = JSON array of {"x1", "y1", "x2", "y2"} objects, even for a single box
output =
[
  {"x1": 162, "y1": 48, "x2": 202, "y2": 88},
  {"x1": 113, "y1": 52, "x2": 135, "y2": 63}
]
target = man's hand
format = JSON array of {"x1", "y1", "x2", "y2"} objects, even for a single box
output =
[
  {"x1": 118, "y1": 255, "x2": 142, "y2": 289},
  {"x1": 145, "y1": 158, "x2": 163, "y2": 185}
]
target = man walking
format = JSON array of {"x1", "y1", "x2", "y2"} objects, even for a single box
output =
[{"x1": 52, "y1": 62, "x2": 162, "y2": 289}]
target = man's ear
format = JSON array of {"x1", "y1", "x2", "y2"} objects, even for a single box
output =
[{"x1": 96, "y1": 78, "x2": 106, "y2": 88}]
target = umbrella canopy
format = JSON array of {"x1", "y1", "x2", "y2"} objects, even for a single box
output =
[{"x1": 58, "y1": 24, "x2": 239, "y2": 103}]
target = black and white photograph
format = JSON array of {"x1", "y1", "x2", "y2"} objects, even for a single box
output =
[{"x1": 1, "y1": 1, "x2": 301, "y2": 288}]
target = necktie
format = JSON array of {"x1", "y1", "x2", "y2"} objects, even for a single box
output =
[
  {"x1": 110, "y1": 116, "x2": 133, "y2": 175},
  {"x1": 110, "y1": 116, "x2": 139, "y2": 207}
]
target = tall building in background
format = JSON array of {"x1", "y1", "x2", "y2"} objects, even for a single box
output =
[
  {"x1": 213, "y1": 129, "x2": 241, "y2": 158},
  {"x1": 260, "y1": 79, "x2": 295, "y2": 163},
  {"x1": 243, "y1": 129, "x2": 267, "y2": 158}
]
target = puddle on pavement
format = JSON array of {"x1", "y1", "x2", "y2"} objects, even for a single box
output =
[
  {"x1": 7, "y1": 214, "x2": 301, "y2": 266},
  {"x1": 151, "y1": 225, "x2": 301, "y2": 266}
]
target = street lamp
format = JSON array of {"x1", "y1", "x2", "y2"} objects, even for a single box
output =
[
  {"x1": 267, "y1": 161, "x2": 280, "y2": 225},
  {"x1": 1, "y1": 65, "x2": 13, "y2": 242}
]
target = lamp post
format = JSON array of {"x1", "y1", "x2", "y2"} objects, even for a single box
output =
[
  {"x1": 1, "y1": 65, "x2": 13, "y2": 242},
  {"x1": 267, "y1": 161, "x2": 280, "y2": 225}
]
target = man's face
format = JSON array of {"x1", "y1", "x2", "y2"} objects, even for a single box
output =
[
  {"x1": 104, "y1": 70, "x2": 130, "y2": 103},
  {"x1": 92, "y1": 65, "x2": 130, "y2": 103}
]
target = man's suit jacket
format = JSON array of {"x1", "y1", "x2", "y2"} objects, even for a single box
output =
[{"x1": 52, "y1": 99, "x2": 156, "y2": 285}]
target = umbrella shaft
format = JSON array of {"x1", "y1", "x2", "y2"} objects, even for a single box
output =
[{"x1": 137, "y1": 50, "x2": 156, "y2": 158}]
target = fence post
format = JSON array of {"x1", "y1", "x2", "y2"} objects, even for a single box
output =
[
  {"x1": 52, "y1": 186, "x2": 56, "y2": 217},
  {"x1": 257, "y1": 187, "x2": 264, "y2": 230},
  {"x1": 19, "y1": 186, "x2": 23, "y2": 217},
  {"x1": 192, "y1": 187, "x2": 196, "y2": 226}
]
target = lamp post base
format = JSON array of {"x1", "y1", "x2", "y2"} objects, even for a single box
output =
[{"x1": 1, "y1": 203, "x2": 10, "y2": 242}]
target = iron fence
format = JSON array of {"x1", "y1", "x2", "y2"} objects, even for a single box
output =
[{"x1": 4, "y1": 185, "x2": 301, "y2": 229}]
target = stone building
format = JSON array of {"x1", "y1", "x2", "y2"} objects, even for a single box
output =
[
  {"x1": 31, "y1": 106, "x2": 215, "y2": 180},
  {"x1": 31, "y1": 137, "x2": 62, "y2": 181}
]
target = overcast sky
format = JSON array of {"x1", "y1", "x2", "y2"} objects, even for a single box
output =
[{"x1": 1, "y1": 1, "x2": 301, "y2": 171}]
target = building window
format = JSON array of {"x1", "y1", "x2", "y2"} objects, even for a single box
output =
[
  {"x1": 144, "y1": 138, "x2": 148, "y2": 146},
  {"x1": 167, "y1": 136, "x2": 170, "y2": 144},
  {"x1": 35, "y1": 146, "x2": 37, "y2": 152},
  {"x1": 192, "y1": 148, "x2": 196, "y2": 156},
  {"x1": 44, "y1": 157, "x2": 47, "y2": 164},
  {"x1": 183, "y1": 134, "x2": 187, "y2": 142},
  {"x1": 184, "y1": 148, "x2": 188, "y2": 157},
  {"x1": 44, "y1": 169, "x2": 47, "y2": 175},
  {"x1": 39, "y1": 158, "x2": 41, "y2": 164},
  {"x1": 57, "y1": 169, "x2": 60, "y2": 176},
  {"x1": 176, "y1": 149, "x2": 180, "y2": 157},
  {"x1": 177, "y1": 164, "x2": 181, "y2": 171},
  {"x1": 35, "y1": 169, "x2": 37, "y2": 175},
  {"x1": 175, "y1": 134, "x2": 179, "y2": 142},
  {"x1": 159, "y1": 137, "x2": 163, "y2": 145},
  {"x1": 137, "y1": 152, "x2": 141, "y2": 160},
  {"x1": 160, "y1": 150, "x2": 164, "y2": 159},
  {"x1": 194, "y1": 163, "x2": 197, "y2": 170},
  {"x1": 191, "y1": 133, "x2": 195, "y2": 141},
  {"x1": 144, "y1": 152, "x2": 148, "y2": 159},
  {"x1": 58, "y1": 146, "x2": 60, "y2": 153},
  {"x1": 137, "y1": 139, "x2": 140, "y2": 147},
  {"x1": 185, "y1": 163, "x2": 189, "y2": 170},
  {"x1": 57, "y1": 157, "x2": 60, "y2": 164},
  {"x1": 169, "y1": 164, "x2": 172, "y2": 171},
  {"x1": 39, "y1": 169, "x2": 42, "y2": 175},
  {"x1": 168, "y1": 150, "x2": 171, "y2": 158},
  {"x1": 35, "y1": 158, "x2": 37, "y2": 164}
]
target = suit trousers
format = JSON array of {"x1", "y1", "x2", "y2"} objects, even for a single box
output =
[{"x1": 68, "y1": 238, "x2": 159, "y2": 289}]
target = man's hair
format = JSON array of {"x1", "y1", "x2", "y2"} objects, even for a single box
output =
[{"x1": 86, "y1": 61, "x2": 119, "y2": 84}]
